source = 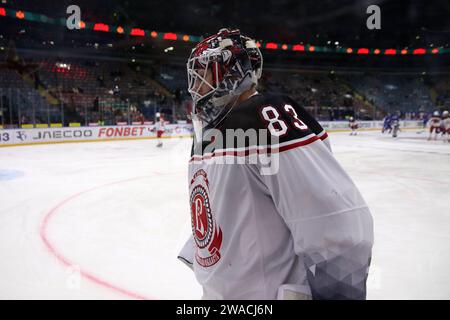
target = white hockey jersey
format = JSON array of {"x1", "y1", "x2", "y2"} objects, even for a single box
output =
[
  {"x1": 155, "y1": 119, "x2": 165, "y2": 132},
  {"x1": 442, "y1": 117, "x2": 450, "y2": 130},
  {"x1": 178, "y1": 93, "x2": 374, "y2": 300},
  {"x1": 429, "y1": 116, "x2": 441, "y2": 127}
]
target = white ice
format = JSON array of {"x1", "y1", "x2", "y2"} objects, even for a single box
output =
[{"x1": 0, "y1": 128, "x2": 449, "y2": 299}]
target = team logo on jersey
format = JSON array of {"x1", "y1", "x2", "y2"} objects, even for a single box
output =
[{"x1": 190, "y1": 169, "x2": 223, "y2": 267}]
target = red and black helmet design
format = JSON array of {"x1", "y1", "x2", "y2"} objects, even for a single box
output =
[{"x1": 187, "y1": 28, "x2": 263, "y2": 128}]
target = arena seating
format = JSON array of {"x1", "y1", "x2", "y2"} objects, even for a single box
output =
[{"x1": 2, "y1": 55, "x2": 448, "y2": 126}]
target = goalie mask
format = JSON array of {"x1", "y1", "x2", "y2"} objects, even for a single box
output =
[{"x1": 187, "y1": 28, "x2": 263, "y2": 132}]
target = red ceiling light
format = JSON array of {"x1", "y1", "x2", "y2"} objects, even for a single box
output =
[
  {"x1": 384, "y1": 49, "x2": 397, "y2": 55},
  {"x1": 16, "y1": 11, "x2": 25, "y2": 19},
  {"x1": 292, "y1": 44, "x2": 305, "y2": 51},
  {"x1": 281, "y1": 44, "x2": 288, "y2": 50},
  {"x1": 131, "y1": 28, "x2": 145, "y2": 36},
  {"x1": 163, "y1": 32, "x2": 177, "y2": 40},
  {"x1": 93, "y1": 23, "x2": 109, "y2": 32},
  {"x1": 266, "y1": 42, "x2": 278, "y2": 49},
  {"x1": 357, "y1": 48, "x2": 369, "y2": 54},
  {"x1": 413, "y1": 48, "x2": 426, "y2": 55},
  {"x1": 0, "y1": 8, "x2": 6, "y2": 16},
  {"x1": 431, "y1": 48, "x2": 439, "y2": 54},
  {"x1": 374, "y1": 49, "x2": 381, "y2": 54}
]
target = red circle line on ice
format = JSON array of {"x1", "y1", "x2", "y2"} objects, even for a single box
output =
[{"x1": 39, "y1": 172, "x2": 180, "y2": 300}]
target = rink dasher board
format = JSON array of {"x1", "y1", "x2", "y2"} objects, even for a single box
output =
[
  {"x1": 319, "y1": 120, "x2": 422, "y2": 130},
  {"x1": 0, "y1": 121, "x2": 422, "y2": 147},
  {"x1": 0, "y1": 124, "x2": 194, "y2": 147}
]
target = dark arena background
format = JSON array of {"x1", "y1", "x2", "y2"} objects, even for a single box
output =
[{"x1": 0, "y1": 0, "x2": 449, "y2": 300}]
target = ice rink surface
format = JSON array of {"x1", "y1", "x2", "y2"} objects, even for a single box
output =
[{"x1": 1, "y1": 129, "x2": 449, "y2": 299}]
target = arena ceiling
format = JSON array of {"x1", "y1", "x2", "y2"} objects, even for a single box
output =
[{"x1": 3, "y1": 0, "x2": 450, "y2": 48}]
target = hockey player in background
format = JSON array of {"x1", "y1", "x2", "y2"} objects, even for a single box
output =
[
  {"x1": 441, "y1": 110, "x2": 450, "y2": 143},
  {"x1": 178, "y1": 28, "x2": 374, "y2": 300},
  {"x1": 382, "y1": 114, "x2": 391, "y2": 134},
  {"x1": 154, "y1": 113, "x2": 165, "y2": 148},
  {"x1": 348, "y1": 116, "x2": 358, "y2": 135},
  {"x1": 390, "y1": 112, "x2": 401, "y2": 138},
  {"x1": 422, "y1": 112, "x2": 429, "y2": 130},
  {"x1": 428, "y1": 111, "x2": 441, "y2": 141}
]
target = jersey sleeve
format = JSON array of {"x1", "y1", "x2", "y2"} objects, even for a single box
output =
[
  {"x1": 259, "y1": 127, "x2": 373, "y2": 299},
  {"x1": 284, "y1": 96, "x2": 332, "y2": 152},
  {"x1": 177, "y1": 235, "x2": 195, "y2": 271}
]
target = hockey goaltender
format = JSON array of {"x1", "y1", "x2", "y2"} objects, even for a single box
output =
[{"x1": 177, "y1": 28, "x2": 374, "y2": 300}]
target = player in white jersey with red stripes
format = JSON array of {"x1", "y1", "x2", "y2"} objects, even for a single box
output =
[
  {"x1": 348, "y1": 117, "x2": 358, "y2": 135},
  {"x1": 428, "y1": 111, "x2": 441, "y2": 140},
  {"x1": 154, "y1": 113, "x2": 165, "y2": 148},
  {"x1": 178, "y1": 28, "x2": 373, "y2": 300}
]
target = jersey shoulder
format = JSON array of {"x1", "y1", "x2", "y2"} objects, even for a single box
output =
[
  {"x1": 221, "y1": 93, "x2": 324, "y2": 141},
  {"x1": 192, "y1": 93, "x2": 329, "y2": 157},
  {"x1": 220, "y1": 93, "x2": 284, "y2": 130}
]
